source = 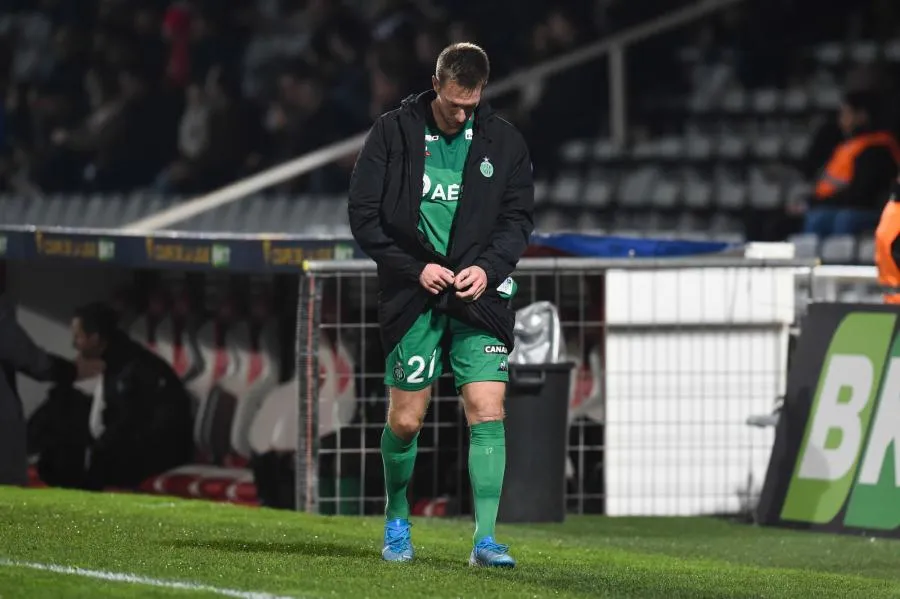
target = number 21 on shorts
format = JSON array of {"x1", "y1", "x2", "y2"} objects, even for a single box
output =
[{"x1": 394, "y1": 349, "x2": 438, "y2": 385}]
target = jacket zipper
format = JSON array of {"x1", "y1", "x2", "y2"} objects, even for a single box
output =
[
  {"x1": 445, "y1": 118, "x2": 488, "y2": 265},
  {"x1": 401, "y1": 115, "x2": 445, "y2": 267}
]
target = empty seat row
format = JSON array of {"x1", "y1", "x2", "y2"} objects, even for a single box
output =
[
  {"x1": 789, "y1": 233, "x2": 874, "y2": 265},
  {"x1": 537, "y1": 168, "x2": 809, "y2": 211},
  {"x1": 0, "y1": 194, "x2": 351, "y2": 235},
  {"x1": 686, "y1": 85, "x2": 840, "y2": 115},
  {"x1": 812, "y1": 39, "x2": 900, "y2": 65},
  {"x1": 535, "y1": 207, "x2": 747, "y2": 239},
  {"x1": 561, "y1": 132, "x2": 812, "y2": 166}
]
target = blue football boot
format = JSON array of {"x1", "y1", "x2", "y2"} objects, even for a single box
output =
[
  {"x1": 382, "y1": 518, "x2": 414, "y2": 562},
  {"x1": 469, "y1": 536, "x2": 516, "y2": 568}
]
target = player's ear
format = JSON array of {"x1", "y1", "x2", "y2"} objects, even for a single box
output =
[{"x1": 432, "y1": 75, "x2": 440, "y2": 95}]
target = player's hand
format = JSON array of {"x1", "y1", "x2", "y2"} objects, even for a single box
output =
[
  {"x1": 419, "y1": 263, "x2": 455, "y2": 295},
  {"x1": 454, "y1": 266, "x2": 487, "y2": 301}
]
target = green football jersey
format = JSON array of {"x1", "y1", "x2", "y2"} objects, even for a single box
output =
[{"x1": 418, "y1": 116, "x2": 474, "y2": 256}]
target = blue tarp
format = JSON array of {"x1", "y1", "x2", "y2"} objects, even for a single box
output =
[{"x1": 529, "y1": 233, "x2": 733, "y2": 258}]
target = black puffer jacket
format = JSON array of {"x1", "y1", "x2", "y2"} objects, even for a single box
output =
[{"x1": 348, "y1": 90, "x2": 534, "y2": 352}]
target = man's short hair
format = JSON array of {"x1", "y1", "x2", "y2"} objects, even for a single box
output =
[
  {"x1": 74, "y1": 302, "x2": 119, "y2": 340},
  {"x1": 435, "y1": 42, "x2": 490, "y2": 89}
]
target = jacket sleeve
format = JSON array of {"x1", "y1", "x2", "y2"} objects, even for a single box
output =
[
  {"x1": 348, "y1": 116, "x2": 427, "y2": 283},
  {"x1": 0, "y1": 296, "x2": 76, "y2": 385},
  {"x1": 823, "y1": 146, "x2": 899, "y2": 210},
  {"x1": 473, "y1": 133, "x2": 535, "y2": 287}
]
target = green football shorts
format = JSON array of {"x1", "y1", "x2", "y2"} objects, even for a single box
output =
[{"x1": 384, "y1": 309, "x2": 510, "y2": 391}]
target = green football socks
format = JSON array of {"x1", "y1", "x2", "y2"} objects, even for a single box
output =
[
  {"x1": 381, "y1": 425, "x2": 418, "y2": 521},
  {"x1": 469, "y1": 420, "x2": 507, "y2": 543}
]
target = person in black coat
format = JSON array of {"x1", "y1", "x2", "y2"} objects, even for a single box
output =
[
  {"x1": 0, "y1": 294, "x2": 101, "y2": 486},
  {"x1": 348, "y1": 43, "x2": 533, "y2": 567},
  {"x1": 65, "y1": 302, "x2": 194, "y2": 490}
]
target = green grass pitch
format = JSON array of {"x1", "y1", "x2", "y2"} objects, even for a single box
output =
[{"x1": 1, "y1": 487, "x2": 899, "y2": 598}]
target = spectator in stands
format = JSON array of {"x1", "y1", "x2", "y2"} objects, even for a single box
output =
[
  {"x1": 266, "y1": 61, "x2": 356, "y2": 193},
  {"x1": 39, "y1": 302, "x2": 194, "y2": 491},
  {"x1": 155, "y1": 65, "x2": 255, "y2": 193},
  {"x1": 801, "y1": 90, "x2": 900, "y2": 237},
  {"x1": 0, "y1": 294, "x2": 101, "y2": 486}
]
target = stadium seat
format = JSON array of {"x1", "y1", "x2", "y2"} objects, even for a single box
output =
[
  {"x1": 559, "y1": 139, "x2": 590, "y2": 165},
  {"x1": 710, "y1": 212, "x2": 743, "y2": 233},
  {"x1": 649, "y1": 178, "x2": 681, "y2": 210},
  {"x1": 812, "y1": 85, "x2": 841, "y2": 111},
  {"x1": 717, "y1": 134, "x2": 747, "y2": 160},
  {"x1": 130, "y1": 288, "x2": 203, "y2": 382},
  {"x1": 618, "y1": 168, "x2": 659, "y2": 208},
  {"x1": 720, "y1": 88, "x2": 747, "y2": 114},
  {"x1": 86, "y1": 194, "x2": 119, "y2": 228},
  {"x1": 22, "y1": 196, "x2": 45, "y2": 225},
  {"x1": 789, "y1": 233, "x2": 820, "y2": 259},
  {"x1": 533, "y1": 180, "x2": 549, "y2": 206},
  {"x1": 212, "y1": 300, "x2": 281, "y2": 464},
  {"x1": 682, "y1": 173, "x2": 712, "y2": 210},
  {"x1": 575, "y1": 212, "x2": 604, "y2": 233},
  {"x1": 784, "y1": 132, "x2": 811, "y2": 160},
  {"x1": 813, "y1": 42, "x2": 845, "y2": 65},
  {"x1": 748, "y1": 171, "x2": 783, "y2": 210},
  {"x1": 534, "y1": 208, "x2": 569, "y2": 232},
  {"x1": 714, "y1": 178, "x2": 747, "y2": 211},
  {"x1": 250, "y1": 332, "x2": 358, "y2": 457},
  {"x1": 752, "y1": 134, "x2": 783, "y2": 160},
  {"x1": 593, "y1": 138, "x2": 623, "y2": 161},
  {"x1": 120, "y1": 194, "x2": 150, "y2": 225},
  {"x1": 657, "y1": 137, "x2": 685, "y2": 160},
  {"x1": 685, "y1": 135, "x2": 713, "y2": 161},
  {"x1": 582, "y1": 179, "x2": 613, "y2": 209},
  {"x1": 850, "y1": 41, "x2": 878, "y2": 63},
  {"x1": 60, "y1": 195, "x2": 88, "y2": 228},
  {"x1": 751, "y1": 88, "x2": 781, "y2": 114},
  {"x1": 550, "y1": 172, "x2": 583, "y2": 206},
  {"x1": 819, "y1": 234, "x2": 856, "y2": 264},
  {"x1": 186, "y1": 304, "x2": 241, "y2": 458},
  {"x1": 856, "y1": 236, "x2": 875, "y2": 264},
  {"x1": 886, "y1": 39, "x2": 900, "y2": 62},
  {"x1": 0, "y1": 195, "x2": 26, "y2": 224},
  {"x1": 783, "y1": 87, "x2": 810, "y2": 113}
]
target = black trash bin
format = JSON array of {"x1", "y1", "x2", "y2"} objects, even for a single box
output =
[{"x1": 497, "y1": 362, "x2": 575, "y2": 524}]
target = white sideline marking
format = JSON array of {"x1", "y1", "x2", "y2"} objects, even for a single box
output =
[{"x1": 0, "y1": 559, "x2": 297, "y2": 599}]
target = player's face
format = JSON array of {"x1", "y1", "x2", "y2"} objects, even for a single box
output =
[{"x1": 432, "y1": 76, "x2": 482, "y2": 133}]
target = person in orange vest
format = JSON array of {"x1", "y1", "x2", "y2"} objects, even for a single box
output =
[
  {"x1": 875, "y1": 178, "x2": 900, "y2": 304},
  {"x1": 803, "y1": 90, "x2": 900, "y2": 237}
]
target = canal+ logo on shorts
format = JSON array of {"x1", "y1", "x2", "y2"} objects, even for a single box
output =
[{"x1": 782, "y1": 311, "x2": 900, "y2": 531}]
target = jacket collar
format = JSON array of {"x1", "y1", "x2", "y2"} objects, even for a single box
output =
[{"x1": 400, "y1": 89, "x2": 495, "y2": 128}]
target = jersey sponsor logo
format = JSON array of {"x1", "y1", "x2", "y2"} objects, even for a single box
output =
[
  {"x1": 425, "y1": 134, "x2": 440, "y2": 141},
  {"x1": 484, "y1": 344, "x2": 508, "y2": 354},
  {"x1": 422, "y1": 175, "x2": 460, "y2": 202},
  {"x1": 465, "y1": 129, "x2": 473, "y2": 140},
  {"x1": 498, "y1": 359, "x2": 508, "y2": 372}
]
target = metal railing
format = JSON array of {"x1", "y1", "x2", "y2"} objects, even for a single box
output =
[{"x1": 293, "y1": 256, "x2": 812, "y2": 517}]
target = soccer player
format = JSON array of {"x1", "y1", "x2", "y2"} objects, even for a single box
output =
[{"x1": 348, "y1": 42, "x2": 534, "y2": 567}]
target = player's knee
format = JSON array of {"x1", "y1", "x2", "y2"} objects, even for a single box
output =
[
  {"x1": 467, "y1": 410, "x2": 504, "y2": 425},
  {"x1": 388, "y1": 411, "x2": 424, "y2": 440},
  {"x1": 387, "y1": 402, "x2": 426, "y2": 439}
]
